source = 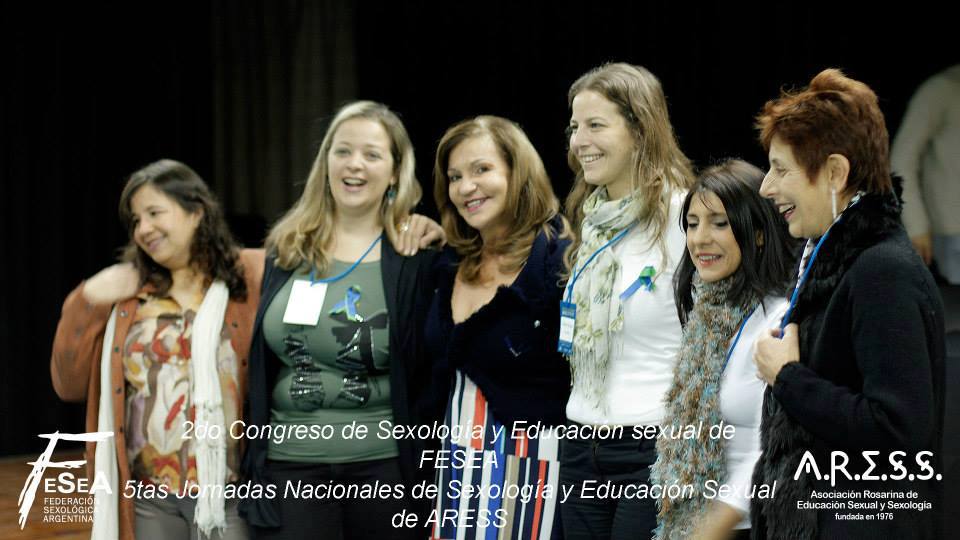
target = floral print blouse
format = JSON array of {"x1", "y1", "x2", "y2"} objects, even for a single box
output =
[{"x1": 122, "y1": 291, "x2": 240, "y2": 493}]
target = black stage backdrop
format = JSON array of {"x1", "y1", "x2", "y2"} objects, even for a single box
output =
[{"x1": 0, "y1": 1, "x2": 954, "y2": 459}]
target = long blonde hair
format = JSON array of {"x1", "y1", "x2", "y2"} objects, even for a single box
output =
[
  {"x1": 267, "y1": 101, "x2": 421, "y2": 271},
  {"x1": 433, "y1": 116, "x2": 570, "y2": 283},
  {"x1": 563, "y1": 63, "x2": 693, "y2": 271}
]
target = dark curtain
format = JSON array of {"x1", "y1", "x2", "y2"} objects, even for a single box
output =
[
  {"x1": 354, "y1": 1, "x2": 956, "y2": 219},
  {"x1": 211, "y1": 0, "x2": 356, "y2": 225},
  {"x1": 1, "y1": 4, "x2": 217, "y2": 456},
  {"x1": 1, "y1": 1, "x2": 356, "y2": 456}
]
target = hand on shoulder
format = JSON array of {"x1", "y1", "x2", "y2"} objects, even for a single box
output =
[
  {"x1": 81, "y1": 263, "x2": 140, "y2": 305},
  {"x1": 394, "y1": 214, "x2": 445, "y2": 256}
]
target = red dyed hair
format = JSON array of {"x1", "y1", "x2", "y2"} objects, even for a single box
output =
[{"x1": 756, "y1": 68, "x2": 891, "y2": 195}]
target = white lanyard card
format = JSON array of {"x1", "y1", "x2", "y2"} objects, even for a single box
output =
[{"x1": 282, "y1": 280, "x2": 328, "y2": 326}]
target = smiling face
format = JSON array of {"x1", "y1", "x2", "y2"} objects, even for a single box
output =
[
  {"x1": 327, "y1": 117, "x2": 396, "y2": 218},
  {"x1": 685, "y1": 190, "x2": 742, "y2": 283},
  {"x1": 446, "y1": 134, "x2": 510, "y2": 240},
  {"x1": 569, "y1": 90, "x2": 637, "y2": 200},
  {"x1": 130, "y1": 183, "x2": 202, "y2": 271},
  {"x1": 760, "y1": 135, "x2": 835, "y2": 239}
]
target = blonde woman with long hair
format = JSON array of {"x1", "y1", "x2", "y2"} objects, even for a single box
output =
[
  {"x1": 560, "y1": 63, "x2": 693, "y2": 539},
  {"x1": 240, "y1": 101, "x2": 438, "y2": 539}
]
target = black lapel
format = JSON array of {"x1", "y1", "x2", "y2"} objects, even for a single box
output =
[
  {"x1": 380, "y1": 236, "x2": 405, "y2": 331},
  {"x1": 252, "y1": 254, "x2": 294, "y2": 338}
]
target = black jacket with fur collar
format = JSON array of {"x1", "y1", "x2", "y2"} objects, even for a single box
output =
[{"x1": 751, "y1": 179, "x2": 945, "y2": 539}]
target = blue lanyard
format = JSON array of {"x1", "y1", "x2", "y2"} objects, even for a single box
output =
[
  {"x1": 722, "y1": 304, "x2": 759, "y2": 373},
  {"x1": 307, "y1": 234, "x2": 382, "y2": 285},
  {"x1": 564, "y1": 224, "x2": 635, "y2": 303},
  {"x1": 779, "y1": 194, "x2": 863, "y2": 332},
  {"x1": 778, "y1": 226, "x2": 833, "y2": 332}
]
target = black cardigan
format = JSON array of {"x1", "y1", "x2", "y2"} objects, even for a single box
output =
[
  {"x1": 751, "y1": 180, "x2": 946, "y2": 540},
  {"x1": 239, "y1": 239, "x2": 438, "y2": 528},
  {"x1": 424, "y1": 220, "x2": 572, "y2": 431}
]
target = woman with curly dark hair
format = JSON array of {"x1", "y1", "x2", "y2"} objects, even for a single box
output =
[
  {"x1": 751, "y1": 69, "x2": 945, "y2": 539},
  {"x1": 51, "y1": 159, "x2": 264, "y2": 540}
]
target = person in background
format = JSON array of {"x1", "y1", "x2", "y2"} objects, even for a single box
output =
[{"x1": 891, "y1": 64, "x2": 960, "y2": 276}]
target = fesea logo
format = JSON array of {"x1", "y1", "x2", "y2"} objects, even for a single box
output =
[{"x1": 17, "y1": 431, "x2": 113, "y2": 529}]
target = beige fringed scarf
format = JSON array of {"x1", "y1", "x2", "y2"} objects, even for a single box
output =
[{"x1": 567, "y1": 187, "x2": 638, "y2": 410}]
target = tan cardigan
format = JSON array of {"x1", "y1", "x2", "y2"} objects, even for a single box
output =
[{"x1": 50, "y1": 249, "x2": 264, "y2": 540}]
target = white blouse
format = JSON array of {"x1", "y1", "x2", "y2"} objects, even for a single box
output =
[
  {"x1": 566, "y1": 192, "x2": 686, "y2": 426},
  {"x1": 717, "y1": 296, "x2": 789, "y2": 528}
]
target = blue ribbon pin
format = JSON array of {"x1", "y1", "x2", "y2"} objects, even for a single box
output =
[
  {"x1": 620, "y1": 266, "x2": 656, "y2": 301},
  {"x1": 330, "y1": 286, "x2": 363, "y2": 322}
]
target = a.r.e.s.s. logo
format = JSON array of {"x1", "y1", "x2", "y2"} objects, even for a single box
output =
[{"x1": 794, "y1": 450, "x2": 941, "y2": 487}]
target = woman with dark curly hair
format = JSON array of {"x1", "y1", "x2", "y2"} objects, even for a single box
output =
[
  {"x1": 51, "y1": 159, "x2": 264, "y2": 539},
  {"x1": 751, "y1": 69, "x2": 946, "y2": 539}
]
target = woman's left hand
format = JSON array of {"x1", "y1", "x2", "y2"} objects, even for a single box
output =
[
  {"x1": 754, "y1": 323, "x2": 800, "y2": 385},
  {"x1": 396, "y1": 214, "x2": 445, "y2": 256}
]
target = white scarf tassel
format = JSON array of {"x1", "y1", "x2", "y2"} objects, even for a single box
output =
[{"x1": 190, "y1": 280, "x2": 229, "y2": 538}]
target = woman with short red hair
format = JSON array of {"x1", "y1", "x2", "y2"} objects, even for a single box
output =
[{"x1": 750, "y1": 69, "x2": 945, "y2": 539}]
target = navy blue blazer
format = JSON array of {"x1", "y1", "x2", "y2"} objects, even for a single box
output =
[{"x1": 424, "y1": 219, "x2": 572, "y2": 430}]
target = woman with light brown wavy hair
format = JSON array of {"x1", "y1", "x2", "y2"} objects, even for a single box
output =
[
  {"x1": 425, "y1": 115, "x2": 571, "y2": 539},
  {"x1": 560, "y1": 62, "x2": 693, "y2": 539},
  {"x1": 434, "y1": 115, "x2": 569, "y2": 283}
]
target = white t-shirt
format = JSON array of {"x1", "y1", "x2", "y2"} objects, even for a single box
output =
[
  {"x1": 566, "y1": 192, "x2": 686, "y2": 426},
  {"x1": 717, "y1": 296, "x2": 789, "y2": 528}
]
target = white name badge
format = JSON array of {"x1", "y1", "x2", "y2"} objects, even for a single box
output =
[
  {"x1": 282, "y1": 280, "x2": 328, "y2": 326},
  {"x1": 557, "y1": 301, "x2": 576, "y2": 354}
]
